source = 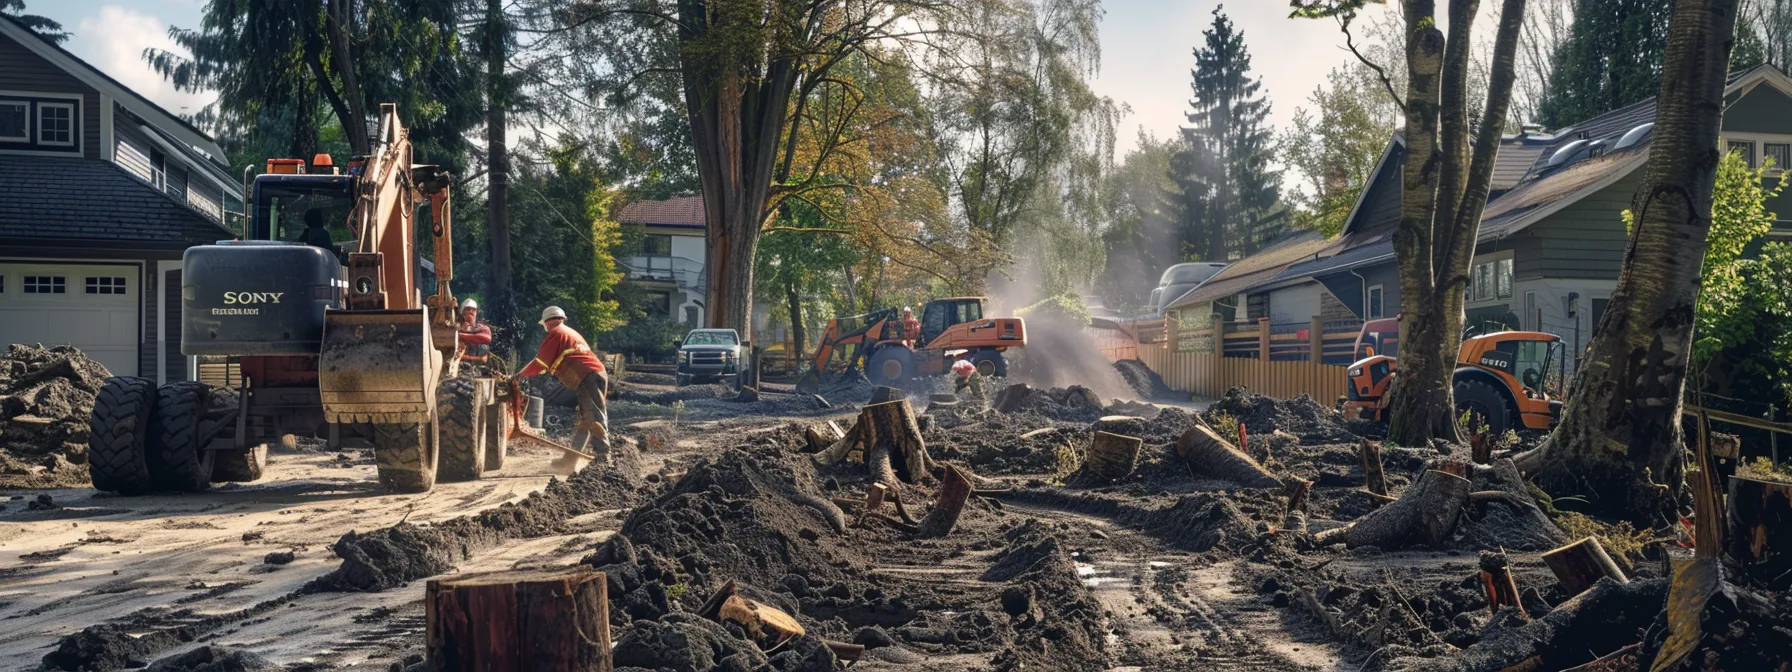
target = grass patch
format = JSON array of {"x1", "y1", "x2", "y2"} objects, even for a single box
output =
[
  {"x1": 1738, "y1": 457, "x2": 1792, "y2": 483},
  {"x1": 1208, "y1": 411, "x2": 1241, "y2": 444},
  {"x1": 1555, "y1": 512, "x2": 1651, "y2": 563}
]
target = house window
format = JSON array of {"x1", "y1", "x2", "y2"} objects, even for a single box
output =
[
  {"x1": 1524, "y1": 291, "x2": 1538, "y2": 330},
  {"x1": 1766, "y1": 143, "x2": 1791, "y2": 171},
  {"x1": 1728, "y1": 140, "x2": 1755, "y2": 167},
  {"x1": 37, "y1": 103, "x2": 74, "y2": 146},
  {"x1": 85, "y1": 276, "x2": 126, "y2": 295},
  {"x1": 1474, "y1": 263, "x2": 1494, "y2": 301},
  {"x1": 643, "y1": 234, "x2": 672, "y2": 256},
  {"x1": 0, "y1": 101, "x2": 27, "y2": 142},
  {"x1": 645, "y1": 290, "x2": 672, "y2": 316},
  {"x1": 1367, "y1": 285, "x2": 1385, "y2": 319},
  {"x1": 151, "y1": 149, "x2": 167, "y2": 190},
  {"x1": 25, "y1": 276, "x2": 66, "y2": 294},
  {"x1": 1496, "y1": 258, "x2": 1513, "y2": 298}
]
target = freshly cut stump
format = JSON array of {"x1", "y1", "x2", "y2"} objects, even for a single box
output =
[
  {"x1": 920, "y1": 465, "x2": 973, "y2": 538},
  {"x1": 1359, "y1": 438, "x2": 1387, "y2": 496},
  {"x1": 1175, "y1": 423, "x2": 1282, "y2": 488},
  {"x1": 1480, "y1": 553, "x2": 1526, "y2": 616},
  {"x1": 1084, "y1": 431, "x2": 1142, "y2": 481},
  {"x1": 860, "y1": 399, "x2": 930, "y2": 486},
  {"x1": 1726, "y1": 474, "x2": 1792, "y2": 589},
  {"x1": 1542, "y1": 537, "x2": 1629, "y2": 597},
  {"x1": 425, "y1": 568, "x2": 611, "y2": 672},
  {"x1": 1316, "y1": 469, "x2": 1472, "y2": 549}
]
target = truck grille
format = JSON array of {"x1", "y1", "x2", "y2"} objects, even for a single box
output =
[{"x1": 690, "y1": 352, "x2": 726, "y2": 365}]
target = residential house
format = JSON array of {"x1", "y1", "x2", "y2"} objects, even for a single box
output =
[
  {"x1": 0, "y1": 16, "x2": 241, "y2": 383},
  {"x1": 1179, "y1": 64, "x2": 1792, "y2": 366},
  {"x1": 615, "y1": 195, "x2": 707, "y2": 326}
]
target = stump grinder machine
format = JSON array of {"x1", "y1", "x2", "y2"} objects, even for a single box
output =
[
  {"x1": 794, "y1": 297, "x2": 1027, "y2": 394},
  {"x1": 87, "y1": 104, "x2": 520, "y2": 495},
  {"x1": 1337, "y1": 317, "x2": 1567, "y2": 436}
]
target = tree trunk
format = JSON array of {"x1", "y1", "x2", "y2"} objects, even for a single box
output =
[
  {"x1": 786, "y1": 277, "x2": 806, "y2": 365},
  {"x1": 1726, "y1": 475, "x2": 1792, "y2": 589},
  {"x1": 425, "y1": 568, "x2": 611, "y2": 672},
  {"x1": 859, "y1": 399, "x2": 929, "y2": 486},
  {"x1": 1174, "y1": 423, "x2": 1283, "y2": 488},
  {"x1": 1536, "y1": 0, "x2": 1739, "y2": 526},
  {"x1": 1542, "y1": 536, "x2": 1629, "y2": 597},
  {"x1": 1385, "y1": 0, "x2": 1527, "y2": 447},
  {"x1": 323, "y1": 0, "x2": 369, "y2": 153},
  {"x1": 484, "y1": 0, "x2": 515, "y2": 357},
  {"x1": 1359, "y1": 438, "x2": 1388, "y2": 497}
]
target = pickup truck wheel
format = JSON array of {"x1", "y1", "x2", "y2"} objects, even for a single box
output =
[{"x1": 88, "y1": 377, "x2": 157, "y2": 495}]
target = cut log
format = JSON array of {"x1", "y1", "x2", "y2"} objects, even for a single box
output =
[
  {"x1": 1359, "y1": 438, "x2": 1388, "y2": 497},
  {"x1": 919, "y1": 465, "x2": 973, "y2": 538},
  {"x1": 1725, "y1": 474, "x2": 1791, "y2": 589},
  {"x1": 869, "y1": 385, "x2": 904, "y2": 405},
  {"x1": 1084, "y1": 431, "x2": 1142, "y2": 481},
  {"x1": 814, "y1": 420, "x2": 863, "y2": 464},
  {"x1": 1542, "y1": 537, "x2": 1629, "y2": 597},
  {"x1": 1479, "y1": 553, "x2": 1526, "y2": 617},
  {"x1": 425, "y1": 568, "x2": 611, "y2": 672},
  {"x1": 824, "y1": 640, "x2": 866, "y2": 662},
  {"x1": 1318, "y1": 469, "x2": 1473, "y2": 549},
  {"x1": 718, "y1": 594, "x2": 804, "y2": 647},
  {"x1": 860, "y1": 399, "x2": 930, "y2": 485},
  {"x1": 803, "y1": 421, "x2": 845, "y2": 454},
  {"x1": 992, "y1": 383, "x2": 1032, "y2": 413},
  {"x1": 1175, "y1": 424, "x2": 1283, "y2": 488}
]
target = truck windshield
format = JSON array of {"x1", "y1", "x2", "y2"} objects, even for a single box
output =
[{"x1": 685, "y1": 331, "x2": 738, "y2": 346}]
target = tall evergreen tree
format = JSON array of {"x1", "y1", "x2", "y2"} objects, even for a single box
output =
[
  {"x1": 1171, "y1": 6, "x2": 1281, "y2": 262},
  {"x1": 1534, "y1": 0, "x2": 1672, "y2": 128}
]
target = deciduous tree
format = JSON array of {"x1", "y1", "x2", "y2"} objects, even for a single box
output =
[
  {"x1": 1281, "y1": 64, "x2": 1402, "y2": 238},
  {"x1": 2, "y1": 0, "x2": 67, "y2": 43}
]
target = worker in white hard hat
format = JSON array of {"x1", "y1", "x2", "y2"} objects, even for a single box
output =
[
  {"x1": 900, "y1": 306, "x2": 921, "y2": 347},
  {"x1": 517, "y1": 306, "x2": 611, "y2": 461},
  {"x1": 455, "y1": 298, "x2": 494, "y2": 374}
]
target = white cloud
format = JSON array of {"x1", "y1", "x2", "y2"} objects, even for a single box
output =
[{"x1": 73, "y1": 5, "x2": 216, "y2": 118}]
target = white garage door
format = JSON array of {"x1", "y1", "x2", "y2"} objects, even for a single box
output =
[{"x1": 0, "y1": 262, "x2": 139, "y2": 376}]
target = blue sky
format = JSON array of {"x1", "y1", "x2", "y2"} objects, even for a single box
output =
[{"x1": 27, "y1": 1, "x2": 1400, "y2": 156}]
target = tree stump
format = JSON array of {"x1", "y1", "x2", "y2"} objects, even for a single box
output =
[
  {"x1": 1726, "y1": 474, "x2": 1792, "y2": 589},
  {"x1": 1471, "y1": 432, "x2": 1493, "y2": 464},
  {"x1": 1317, "y1": 469, "x2": 1472, "y2": 549},
  {"x1": 860, "y1": 399, "x2": 930, "y2": 485},
  {"x1": 735, "y1": 386, "x2": 759, "y2": 403},
  {"x1": 869, "y1": 385, "x2": 904, "y2": 405},
  {"x1": 1283, "y1": 478, "x2": 1312, "y2": 534},
  {"x1": 1084, "y1": 431, "x2": 1142, "y2": 481},
  {"x1": 1359, "y1": 438, "x2": 1388, "y2": 497},
  {"x1": 919, "y1": 465, "x2": 973, "y2": 538},
  {"x1": 1542, "y1": 536, "x2": 1629, "y2": 597},
  {"x1": 425, "y1": 568, "x2": 611, "y2": 672},
  {"x1": 1175, "y1": 423, "x2": 1282, "y2": 488},
  {"x1": 992, "y1": 383, "x2": 1032, "y2": 413}
]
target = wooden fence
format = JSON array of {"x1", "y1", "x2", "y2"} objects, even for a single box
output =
[{"x1": 1090, "y1": 315, "x2": 1354, "y2": 402}]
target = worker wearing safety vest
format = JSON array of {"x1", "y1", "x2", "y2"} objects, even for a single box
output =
[
  {"x1": 517, "y1": 306, "x2": 611, "y2": 461},
  {"x1": 952, "y1": 359, "x2": 983, "y2": 403},
  {"x1": 456, "y1": 298, "x2": 494, "y2": 375},
  {"x1": 900, "y1": 306, "x2": 921, "y2": 347}
]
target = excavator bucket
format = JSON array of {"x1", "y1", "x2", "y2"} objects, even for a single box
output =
[
  {"x1": 318, "y1": 309, "x2": 439, "y2": 424},
  {"x1": 795, "y1": 369, "x2": 821, "y2": 395}
]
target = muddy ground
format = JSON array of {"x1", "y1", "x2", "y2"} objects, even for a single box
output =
[{"x1": 3, "y1": 362, "x2": 1775, "y2": 671}]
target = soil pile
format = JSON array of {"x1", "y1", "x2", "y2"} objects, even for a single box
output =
[
  {"x1": 308, "y1": 439, "x2": 648, "y2": 592},
  {"x1": 1204, "y1": 387, "x2": 1358, "y2": 444},
  {"x1": 1003, "y1": 385, "x2": 1108, "y2": 423},
  {"x1": 1113, "y1": 359, "x2": 1176, "y2": 400},
  {"x1": 1, "y1": 344, "x2": 110, "y2": 459},
  {"x1": 144, "y1": 645, "x2": 284, "y2": 671}
]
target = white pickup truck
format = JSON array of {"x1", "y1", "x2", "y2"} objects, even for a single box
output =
[{"x1": 675, "y1": 328, "x2": 742, "y2": 386}]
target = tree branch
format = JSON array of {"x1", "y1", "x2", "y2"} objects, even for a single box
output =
[{"x1": 1338, "y1": 14, "x2": 1407, "y2": 113}]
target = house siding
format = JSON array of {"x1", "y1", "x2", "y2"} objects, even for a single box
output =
[
  {"x1": 1505, "y1": 170, "x2": 1641, "y2": 281},
  {"x1": 1723, "y1": 84, "x2": 1792, "y2": 134},
  {"x1": 0, "y1": 33, "x2": 99, "y2": 159}
]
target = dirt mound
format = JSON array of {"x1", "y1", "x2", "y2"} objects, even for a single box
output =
[
  {"x1": 1003, "y1": 385, "x2": 1108, "y2": 423},
  {"x1": 1204, "y1": 387, "x2": 1359, "y2": 444},
  {"x1": 1113, "y1": 359, "x2": 1177, "y2": 400},
  {"x1": 1, "y1": 344, "x2": 110, "y2": 464},
  {"x1": 145, "y1": 645, "x2": 283, "y2": 671},
  {"x1": 308, "y1": 440, "x2": 648, "y2": 592}
]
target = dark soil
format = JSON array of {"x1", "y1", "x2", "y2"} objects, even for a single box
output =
[
  {"x1": 1, "y1": 344, "x2": 111, "y2": 488},
  {"x1": 1114, "y1": 359, "x2": 1177, "y2": 400}
]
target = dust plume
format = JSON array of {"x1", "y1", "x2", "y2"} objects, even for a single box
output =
[{"x1": 987, "y1": 260, "x2": 1137, "y2": 402}]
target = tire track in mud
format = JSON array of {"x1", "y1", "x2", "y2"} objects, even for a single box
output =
[{"x1": 1000, "y1": 500, "x2": 1343, "y2": 671}]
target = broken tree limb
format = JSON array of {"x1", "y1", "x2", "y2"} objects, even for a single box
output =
[
  {"x1": 1316, "y1": 469, "x2": 1472, "y2": 549},
  {"x1": 1542, "y1": 537, "x2": 1629, "y2": 597},
  {"x1": 814, "y1": 420, "x2": 863, "y2": 464},
  {"x1": 1359, "y1": 438, "x2": 1388, "y2": 497},
  {"x1": 804, "y1": 421, "x2": 845, "y2": 454},
  {"x1": 426, "y1": 567, "x2": 612, "y2": 672},
  {"x1": 860, "y1": 399, "x2": 930, "y2": 485},
  {"x1": 1175, "y1": 424, "x2": 1283, "y2": 488},
  {"x1": 1084, "y1": 431, "x2": 1142, "y2": 481},
  {"x1": 919, "y1": 465, "x2": 973, "y2": 538},
  {"x1": 1725, "y1": 474, "x2": 1792, "y2": 589},
  {"x1": 1283, "y1": 478, "x2": 1313, "y2": 534},
  {"x1": 1480, "y1": 553, "x2": 1526, "y2": 617},
  {"x1": 853, "y1": 483, "x2": 889, "y2": 529}
]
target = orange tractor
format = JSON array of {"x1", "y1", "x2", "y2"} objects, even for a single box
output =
[
  {"x1": 1338, "y1": 318, "x2": 1566, "y2": 435},
  {"x1": 794, "y1": 297, "x2": 1026, "y2": 393}
]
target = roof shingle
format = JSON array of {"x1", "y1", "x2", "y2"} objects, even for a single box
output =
[
  {"x1": 615, "y1": 195, "x2": 705, "y2": 228},
  {"x1": 0, "y1": 156, "x2": 233, "y2": 248}
]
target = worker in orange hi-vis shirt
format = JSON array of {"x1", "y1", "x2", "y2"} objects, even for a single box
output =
[{"x1": 517, "y1": 306, "x2": 611, "y2": 462}]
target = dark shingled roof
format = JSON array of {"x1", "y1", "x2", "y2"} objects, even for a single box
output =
[
  {"x1": 615, "y1": 195, "x2": 705, "y2": 228},
  {"x1": 0, "y1": 156, "x2": 234, "y2": 248},
  {"x1": 1165, "y1": 230, "x2": 1336, "y2": 310}
]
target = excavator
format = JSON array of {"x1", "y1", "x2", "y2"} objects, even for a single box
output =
[
  {"x1": 1338, "y1": 317, "x2": 1566, "y2": 436},
  {"x1": 794, "y1": 297, "x2": 1027, "y2": 394},
  {"x1": 86, "y1": 104, "x2": 518, "y2": 495}
]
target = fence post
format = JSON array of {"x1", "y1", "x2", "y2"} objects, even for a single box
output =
[
  {"x1": 1258, "y1": 317, "x2": 1271, "y2": 362},
  {"x1": 1165, "y1": 313, "x2": 1178, "y2": 353},
  {"x1": 1308, "y1": 316, "x2": 1324, "y2": 363}
]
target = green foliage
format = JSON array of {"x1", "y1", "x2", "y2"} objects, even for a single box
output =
[
  {"x1": 1739, "y1": 457, "x2": 1792, "y2": 483},
  {"x1": 1014, "y1": 293, "x2": 1092, "y2": 326},
  {"x1": 2, "y1": 0, "x2": 67, "y2": 43},
  {"x1": 1555, "y1": 511, "x2": 1650, "y2": 562},
  {"x1": 1098, "y1": 132, "x2": 1181, "y2": 310},
  {"x1": 1732, "y1": 18, "x2": 1768, "y2": 72},
  {"x1": 1535, "y1": 0, "x2": 1672, "y2": 129},
  {"x1": 1173, "y1": 6, "x2": 1283, "y2": 262},
  {"x1": 1286, "y1": 1, "x2": 1382, "y2": 19},
  {"x1": 1694, "y1": 151, "x2": 1785, "y2": 368},
  {"x1": 1281, "y1": 64, "x2": 1401, "y2": 238},
  {"x1": 594, "y1": 315, "x2": 687, "y2": 359},
  {"x1": 1208, "y1": 411, "x2": 1241, "y2": 445}
]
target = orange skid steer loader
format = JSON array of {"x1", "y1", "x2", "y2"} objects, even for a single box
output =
[
  {"x1": 1338, "y1": 317, "x2": 1567, "y2": 436},
  {"x1": 795, "y1": 297, "x2": 1026, "y2": 394}
]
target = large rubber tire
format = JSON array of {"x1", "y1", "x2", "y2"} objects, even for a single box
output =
[
  {"x1": 149, "y1": 382, "x2": 216, "y2": 492},
  {"x1": 484, "y1": 398, "x2": 511, "y2": 472},
  {"x1": 88, "y1": 377, "x2": 158, "y2": 495},
  {"x1": 969, "y1": 350, "x2": 1007, "y2": 378},
  {"x1": 867, "y1": 346, "x2": 917, "y2": 387},
  {"x1": 1454, "y1": 378, "x2": 1513, "y2": 437},
  {"x1": 373, "y1": 417, "x2": 439, "y2": 493},
  {"x1": 437, "y1": 378, "x2": 486, "y2": 483}
]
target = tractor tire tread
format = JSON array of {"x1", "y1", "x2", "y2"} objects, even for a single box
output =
[
  {"x1": 149, "y1": 381, "x2": 214, "y2": 492},
  {"x1": 1454, "y1": 378, "x2": 1514, "y2": 437},
  {"x1": 437, "y1": 378, "x2": 484, "y2": 482},
  {"x1": 87, "y1": 377, "x2": 157, "y2": 495},
  {"x1": 373, "y1": 421, "x2": 437, "y2": 493}
]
